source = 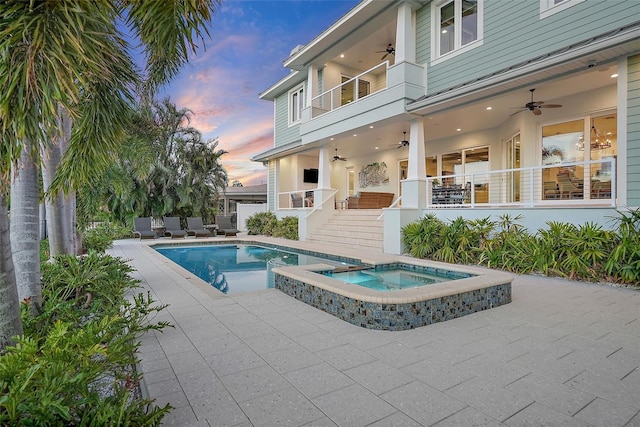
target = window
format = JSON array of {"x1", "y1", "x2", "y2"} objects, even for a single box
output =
[
  {"x1": 432, "y1": 0, "x2": 483, "y2": 62},
  {"x1": 541, "y1": 114, "x2": 616, "y2": 200},
  {"x1": 288, "y1": 85, "x2": 305, "y2": 124},
  {"x1": 540, "y1": 0, "x2": 585, "y2": 19}
]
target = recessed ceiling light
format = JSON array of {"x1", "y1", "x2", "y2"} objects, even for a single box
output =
[
  {"x1": 353, "y1": 134, "x2": 357, "y2": 137},
  {"x1": 375, "y1": 147, "x2": 379, "y2": 150},
  {"x1": 369, "y1": 125, "x2": 374, "y2": 128},
  {"x1": 456, "y1": 128, "x2": 461, "y2": 132},
  {"x1": 611, "y1": 73, "x2": 618, "y2": 78},
  {"x1": 340, "y1": 54, "x2": 344, "y2": 58},
  {"x1": 330, "y1": 138, "x2": 334, "y2": 141},
  {"x1": 486, "y1": 106, "x2": 492, "y2": 110}
]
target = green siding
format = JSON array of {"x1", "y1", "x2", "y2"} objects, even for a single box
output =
[
  {"x1": 268, "y1": 160, "x2": 276, "y2": 211},
  {"x1": 628, "y1": 55, "x2": 640, "y2": 207},
  {"x1": 416, "y1": 1, "x2": 640, "y2": 94},
  {"x1": 274, "y1": 90, "x2": 302, "y2": 147}
]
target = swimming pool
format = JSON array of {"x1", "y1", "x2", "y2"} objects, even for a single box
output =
[{"x1": 154, "y1": 244, "x2": 353, "y2": 294}]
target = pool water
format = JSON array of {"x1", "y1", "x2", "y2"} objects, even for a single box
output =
[
  {"x1": 155, "y1": 244, "x2": 349, "y2": 294},
  {"x1": 327, "y1": 269, "x2": 452, "y2": 291}
]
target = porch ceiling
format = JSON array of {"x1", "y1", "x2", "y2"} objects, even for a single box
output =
[{"x1": 318, "y1": 63, "x2": 620, "y2": 161}]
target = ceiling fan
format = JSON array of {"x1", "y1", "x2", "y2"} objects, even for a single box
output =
[
  {"x1": 376, "y1": 43, "x2": 395, "y2": 60},
  {"x1": 332, "y1": 148, "x2": 347, "y2": 162},
  {"x1": 512, "y1": 88, "x2": 562, "y2": 116},
  {"x1": 389, "y1": 131, "x2": 409, "y2": 148}
]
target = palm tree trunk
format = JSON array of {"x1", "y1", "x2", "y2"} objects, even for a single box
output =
[
  {"x1": 0, "y1": 196, "x2": 24, "y2": 351},
  {"x1": 42, "y1": 108, "x2": 78, "y2": 256},
  {"x1": 10, "y1": 143, "x2": 42, "y2": 314}
]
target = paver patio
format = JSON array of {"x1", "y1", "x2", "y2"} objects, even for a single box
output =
[{"x1": 108, "y1": 237, "x2": 640, "y2": 426}]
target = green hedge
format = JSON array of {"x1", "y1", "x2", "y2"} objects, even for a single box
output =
[{"x1": 402, "y1": 210, "x2": 640, "y2": 286}]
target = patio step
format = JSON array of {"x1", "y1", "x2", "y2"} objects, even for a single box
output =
[{"x1": 306, "y1": 209, "x2": 384, "y2": 252}]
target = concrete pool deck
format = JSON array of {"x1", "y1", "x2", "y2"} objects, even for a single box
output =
[{"x1": 109, "y1": 236, "x2": 640, "y2": 426}]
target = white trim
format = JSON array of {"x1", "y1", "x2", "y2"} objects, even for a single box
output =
[
  {"x1": 616, "y1": 57, "x2": 627, "y2": 207},
  {"x1": 430, "y1": 0, "x2": 484, "y2": 64},
  {"x1": 540, "y1": 0, "x2": 586, "y2": 19},
  {"x1": 287, "y1": 84, "x2": 305, "y2": 126}
]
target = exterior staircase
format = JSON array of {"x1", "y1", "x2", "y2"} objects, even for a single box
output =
[{"x1": 306, "y1": 209, "x2": 384, "y2": 252}]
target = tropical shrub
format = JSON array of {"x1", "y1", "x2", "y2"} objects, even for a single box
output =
[
  {"x1": 272, "y1": 216, "x2": 299, "y2": 240},
  {"x1": 605, "y1": 209, "x2": 640, "y2": 283},
  {"x1": 82, "y1": 223, "x2": 133, "y2": 253},
  {"x1": 402, "y1": 210, "x2": 640, "y2": 287},
  {"x1": 0, "y1": 253, "x2": 171, "y2": 425},
  {"x1": 246, "y1": 211, "x2": 278, "y2": 235}
]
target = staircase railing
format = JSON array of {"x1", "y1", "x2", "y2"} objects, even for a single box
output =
[
  {"x1": 305, "y1": 189, "x2": 338, "y2": 219},
  {"x1": 377, "y1": 196, "x2": 402, "y2": 220}
]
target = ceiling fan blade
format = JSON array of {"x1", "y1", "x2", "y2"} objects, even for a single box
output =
[
  {"x1": 380, "y1": 53, "x2": 388, "y2": 60},
  {"x1": 539, "y1": 104, "x2": 562, "y2": 108}
]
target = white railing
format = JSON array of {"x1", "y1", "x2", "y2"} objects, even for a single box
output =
[
  {"x1": 426, "y1": 158, "x2": 616, "y2": 208},
  {"x1": 310, "y1": 62, "x2": 388, "y2": 118},
  {"x1": 377, "y1": 196, "x2": 402, "y2": 220},
  {"x1": 305, "y1": 189, "x2": 338, "y2": 219},
  {"x1": 277, "y1": 190, "x2": 315, "y2": 210}
]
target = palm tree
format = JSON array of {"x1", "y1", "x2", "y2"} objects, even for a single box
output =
[
  {"x1": 0, "y1": 0, "x2": 218, "y2": 350},
  {"x1": 79, "y1": 99, "x2": 229, "y2": 226},
  {"x1": 0, "y1": 154, "x2": 23, "y2": 349}
]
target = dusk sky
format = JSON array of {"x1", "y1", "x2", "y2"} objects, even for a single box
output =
[{"x1": 160, "y1": 0, "x2": 360, "y2": 186}]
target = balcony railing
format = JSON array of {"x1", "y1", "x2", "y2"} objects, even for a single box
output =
[
  {"x1": 426, "y1": 158, "x2": 616, "y2": 208},
  {"x1": 277, "y1": 190, "x2": 315, "y2": 210},
  {"x1": 310, "y1": 62, "x2": 388, "y2": 118}
]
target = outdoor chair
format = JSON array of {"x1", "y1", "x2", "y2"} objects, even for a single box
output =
[
  {"x1": 215, "y1": 215, "x2": 239, "y2": 237},
  {"x1": 133, "y1": 217, "x2": 157, "y2": 239},
  {"x1": 163, "y1": 216, "x2": 187, "y2": 239},
  {"x1": 557, "y1": 174, "x2": 583, "y2": 199},
  {"x1": 187, "y1": 217, "x2": 212, "y2": 238}
]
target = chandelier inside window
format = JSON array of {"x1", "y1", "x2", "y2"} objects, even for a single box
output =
[{"x1": 576, "y1": 120, "x2": 612, "y2": 151}]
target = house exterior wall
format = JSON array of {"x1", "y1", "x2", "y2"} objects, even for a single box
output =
[
  {"x1": 628, "y1": 54, "x2": 640, "y2": 207},
  {"x1": 274, "y1": 91, "x2": 302, "y2": 147},
  {"x1": 268, "y1": 160, "x2": 276, "y2": 211},
  {"x1": 416, "y1": 0, "x2": 639, "y2": 94}
]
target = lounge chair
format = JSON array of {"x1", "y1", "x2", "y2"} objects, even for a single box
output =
[
  {"x1": 163, "y1": 216, "x2": 187, "y2": 239},
  {"x1": 215, "y1": 215, "x2": 239, "y2": 237},
  {"x1": 187, "y1": 217, "x2": 212, "y2": 238},
  {"x1": 133, "y1": 217, "x2": 157, "y2": 239}
]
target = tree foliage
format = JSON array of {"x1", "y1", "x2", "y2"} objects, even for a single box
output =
[{"x1": 77, "y1": 98, "x2": 228, "y2": 227}]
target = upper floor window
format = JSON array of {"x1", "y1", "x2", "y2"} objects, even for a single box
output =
[
  {"x1": 432, "y1": 0, "x2": 483, "y2": 63},
  {"x1": 540, "y1": 0, "x2": 585, "y2": 19},
  {"x1": 289, "y1": 85, "x2": 305, "y2": 125}
]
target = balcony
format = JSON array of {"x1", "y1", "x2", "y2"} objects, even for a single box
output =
[
  {"x1": 425, "y1": 159, "x2": 616, "y2": 208},
  {"x1": 310, "y1": 62, "x2": 388, "y2": 119}
]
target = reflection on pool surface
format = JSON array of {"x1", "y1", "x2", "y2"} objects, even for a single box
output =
[
  {"x1": 327, "y1": 269, "x2": 450, "y2": 291},
  {"x1": 154, "y1": 244, "x2": 350, "y2": 294}
]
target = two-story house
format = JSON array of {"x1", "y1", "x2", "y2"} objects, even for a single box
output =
[{"x1": 253, "y1": 0, "x2": 640, "y2": 254}]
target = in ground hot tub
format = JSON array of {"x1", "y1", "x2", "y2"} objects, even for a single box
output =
[{"x1": 272, "y1": 260, "x2": 512, "y2": 331}]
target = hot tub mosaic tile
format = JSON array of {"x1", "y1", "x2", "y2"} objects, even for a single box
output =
[{"x1": 274, "y1": 274, "x2": 511, "y2": 331}]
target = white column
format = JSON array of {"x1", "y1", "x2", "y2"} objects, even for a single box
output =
[
  {"x1": 317, "y1": 146, "x2": 332, "y2": 190},
  {"x1": 401, "y1": 119, "x2": 426, "y2": 208},
  {"x1": 307, "y1": 65, "x2": 318, "y2": 106},
  {"x1": 407, "y1": 120, "x2": 425, "y2": 179},
  {"x1": 395, "y1": 2, "x2": 416, "y2": 63}
]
